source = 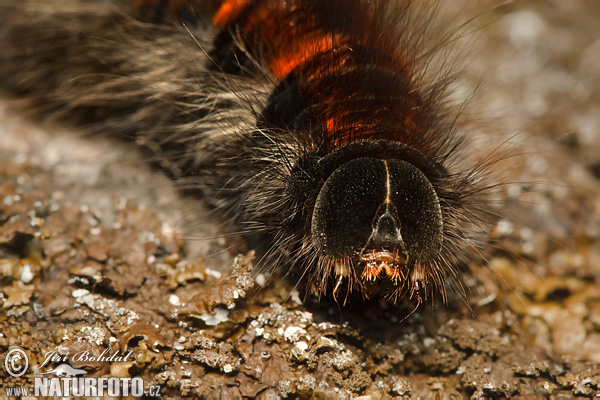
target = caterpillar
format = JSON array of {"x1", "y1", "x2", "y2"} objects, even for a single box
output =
[{"x1": 0, "y1": 0, "x2": 497, "y2": 304}]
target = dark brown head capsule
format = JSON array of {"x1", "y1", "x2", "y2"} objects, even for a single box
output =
[{"x1": 311, "y1": 156, "x2": 444, "y2": 297}]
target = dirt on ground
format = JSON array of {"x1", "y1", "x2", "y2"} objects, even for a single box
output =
[{"x1": 1, "y1": 0, "x2": 600, "y2": 398}]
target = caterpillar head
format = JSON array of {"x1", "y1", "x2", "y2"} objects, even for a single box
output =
[{"x1": 310, "y1": 156, "x2": 444, "y2": 301}]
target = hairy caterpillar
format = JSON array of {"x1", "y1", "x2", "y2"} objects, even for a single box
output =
[{"x1": 0, "y1": 0, "x2": 498, "y2": 304}]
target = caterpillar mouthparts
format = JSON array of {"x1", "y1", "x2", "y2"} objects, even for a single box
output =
[{"x1": 360, "y1": 251, "x2": 407, "y2": 281}]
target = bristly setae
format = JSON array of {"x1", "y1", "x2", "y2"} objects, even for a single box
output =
[{"x1": 0, "y1": 0, "x2": 498, "y2": 304}]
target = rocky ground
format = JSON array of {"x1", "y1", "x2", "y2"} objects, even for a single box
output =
[{"x1": 1, "y1": 0, "x2": 600, "y2": 398}]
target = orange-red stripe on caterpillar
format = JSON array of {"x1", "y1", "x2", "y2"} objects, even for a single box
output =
[{"x1": 0, "y1": 0, "x2": 498, "y2": 306}]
